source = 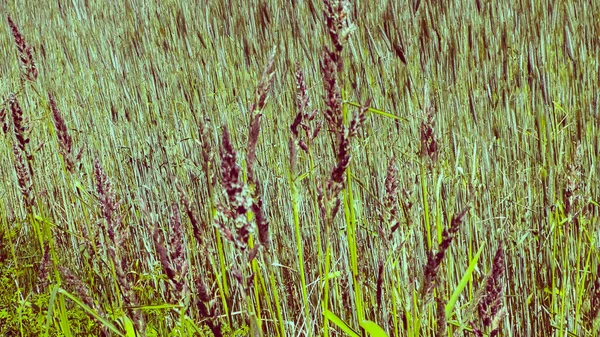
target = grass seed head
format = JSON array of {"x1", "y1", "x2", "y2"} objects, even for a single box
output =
[
  {"x1": 49, "y1": 93, "x2": 76, "y2": 172},
  {"x1": 12, "y1": 143, "x2": 34, "y2": 208},
  {"x1": 7, "y1": 15, "x2": 38, "y2": 81}
]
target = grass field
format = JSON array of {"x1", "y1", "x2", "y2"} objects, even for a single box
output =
[{"x1": 1, "y1": 0, "x2": 599, "y2": 336}]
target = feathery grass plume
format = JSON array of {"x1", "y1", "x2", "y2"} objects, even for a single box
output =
[
  {"x1": 469, "y1": 323, "x2": 484, "y2": 337},
  {"x1": 0, "y1": 107, "x2": 7, "y2": 134},
  {"x1": 168, "y1": 203, "x2": 186, "y2": 277},
  {"x1": 420, "y1": 106, "x2": 438, "y2": 162},
  {"x1": 248, "y1": 47, "x2": 276, "y2": 115},
  {"x1": 152, "y1": 203, "x2": 188, "y2": 299},
  {"x1": 288, "y1": 136, "x2": 298, "y2": 174},
  {"x1": 400, "y1": 188, "x2": 415, "y2": 227},
  {"x1": 477, "y1": 245, "x2": 505, "y2": 330},
  {"x1": 291, "y1": 63, "x2": 321, "y2": 152},
  {"x1": 37, "y1": 242, "x2": 51, "y2": 292},
  {"x1": 7, "y1": 15, "x2": 38, "y2": 81},
  {"x1": 8, "y1": 93, "x2": 31, "y2": 159},
  {"x1": 195, "y1": 275, "x2": 223, "y2": 337},
  {"x1": 49, "y1": 93, "x2": 81, "y2": 173},
  {"x1": 251, "y1": 180, "x2": 270, "y2": 249},
  {"x1": 382, "y1": 157, "x2": 401, "y2": 238},
  {"x1": 198, "y1": 117, "x2": 218, "y2": 191},
  {"x1": 322, "y1": 0, "x2": 356, "y2": 69},
  {"x1": 247, "y1": 48, "x2": 275, "y2": 185},
  {"x1": 12, "y1": 143, "x2": 34, "y2": 209},
  {"x1": 177, "y1": 183, "x2": 205, "y2": 247},
  {"x1": 94, "y1": 159, "x2": 120, "y2": 236},
  {"x1": 321, "y1": 48, "x2": 343, "y2": 139},
  {"x1": 294, "y1": 62, "x2": 311, "y2": 116},
  {"x1": 93, "y1": 159, "x2": 145, "y2": 335},
  {"x1": 153, "y1": 223, "x2": 176, "y2": 280},
  {"x1": 58, "y1": 266, "x2": 109, "y2": 337},
  {"x1": 217, "y1": 126, "x2": 253, "y2": 249},
  {"x1": 421, "y1": 207, "x2": 469, "y2": 300},
  {"x1": 376, "y1": 259, "x2": 384, "y2": 310},
  {"x1": 247, "y1": 113, "x2": 262, "y2": 183},
  {"x1": 326, "y1": 128, "x2": 351, "y2": 219},
  {"x1": 563, "y1": 143, "x2": 584, "y2": 227},
  {"x1": 325, "y1": 100, "x2": 369, "y2": 220},
  {"x1": 246, "y1": 54, "x2": 273, "y2": 248},
  {"x1": 588, "y1": 265, "x2": 600, "y2": 323},
  {"x1": 489, "y1": 308, "x2": 506, "y2": 337},
  {"x1": 435, "y1": 288, "x2": 447, "y2": 337}
]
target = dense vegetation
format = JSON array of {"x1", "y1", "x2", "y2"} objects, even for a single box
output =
[{"x1": 1, "y1": 0, "x2": 599, "y2": 336}]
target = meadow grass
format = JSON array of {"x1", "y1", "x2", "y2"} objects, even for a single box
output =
[{"x1": 0, "y1": 0, "x2": 599, "y2": 336}]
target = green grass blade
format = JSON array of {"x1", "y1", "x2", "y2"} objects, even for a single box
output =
[
  {"x1": 344, "y1": 101, "x2": 407, "y2": 121},
  {"x1": 58, "y1": 288, "x2": 125, "y2": 336},
  {"x1": 446, "y1": 243, "x2": 485, "y2": 318}
]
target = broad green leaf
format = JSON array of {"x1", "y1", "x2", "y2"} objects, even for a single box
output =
[
  {"x1": 360, "y1": 320, "x2": 389, "y2": 337},
  {"x1": 324, "y1": 310, "x2": 360, "y2": 337},
  {"x1": 120, "y1": 315, "x2": 137, "y2": 337}
]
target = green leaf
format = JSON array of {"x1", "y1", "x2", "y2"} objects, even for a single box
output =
[
  {"x1": 360, "y1": 320, "x2": 389, "y2": 337},
  {"x1": 120, "y1": 315, "x2": 137, "y2": 337},
  {"x1": 327, "y1": 271, "x2": 341, "y2": 280},
  {"x1": 446, "y1": 243, "x2": 485, "y2": 318},
  {"x1": 324, "y1": 310, "x2": 360, "y2": 337}
]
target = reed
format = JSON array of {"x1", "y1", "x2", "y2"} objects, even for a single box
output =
[{"x1": 1, "y1": 0, "x2": 598, "y2": 336}]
